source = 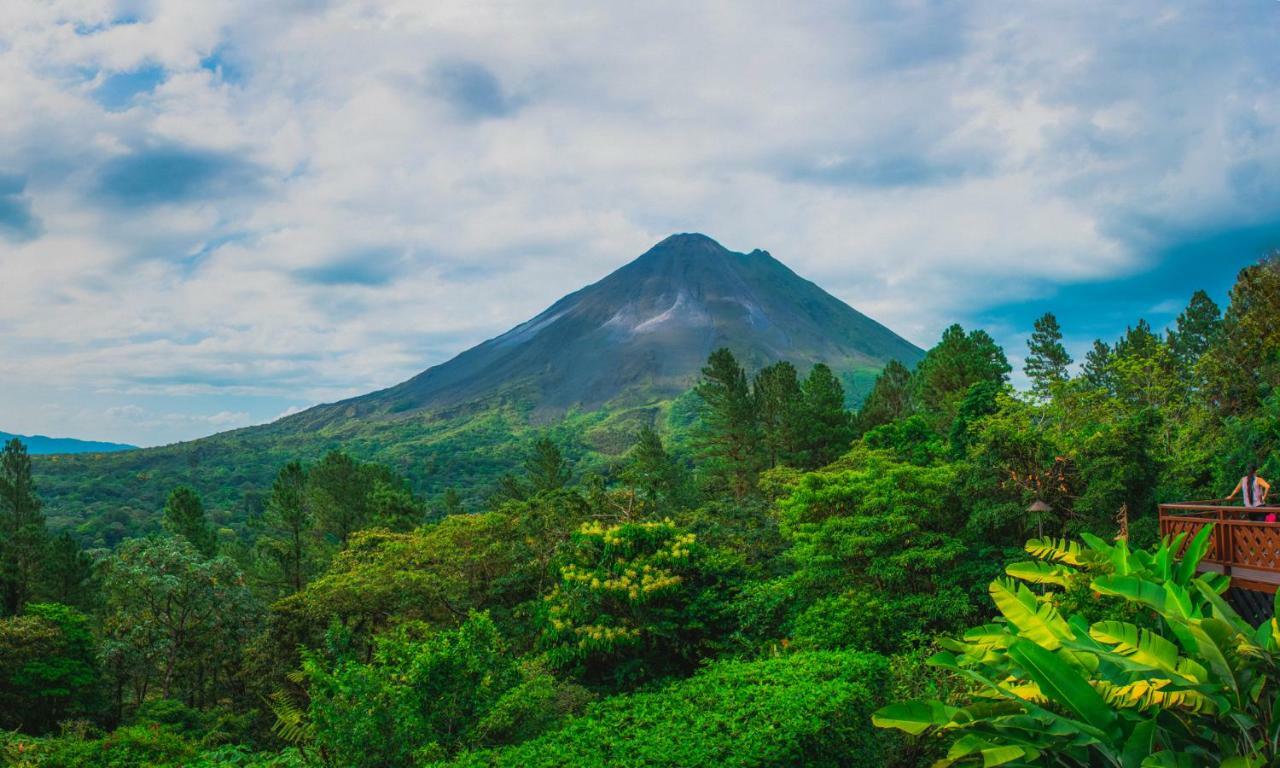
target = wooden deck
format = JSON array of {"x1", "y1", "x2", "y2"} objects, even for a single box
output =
[{"x1": 1159, "y1": 501, "x2": 1280, "y2": 594}]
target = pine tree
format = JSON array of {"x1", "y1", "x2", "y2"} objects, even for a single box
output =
[
  {"x1": 621, "y1": 426, "x2": 689, "y2": 510},
  {"x1": 694, "y1": 348, "x2": 763, "y2": 500},
  {"x1": 0, "y1": 438, "x2": 48, "y2": 616},
  {"x1": 162, "y1": 486, "x2": 217, "y2": 559},
  {"x1": 1082, "y1": 340, "x2": 1113, "y2": 390},
  {"x1": 259, "y1": 461, "x2": 312, "y2": 594},
  {"x1": 856, "y1": 360, "x2": 913, "y2": 434},
  {"x1": 913, "y1": 325, "x2": 1011, "y2": 430},
  {"x1": 43, "y1": 531, "x2": 96, "y2": 609},
  {"x1": 793, "y1": 364, "x2": 854, "y2": 470},
  {"x1": 1024, "y1": 312, "x2": 1072, "y2": 401},
  {"x1": 309, "y1": 451, "x2": 371, "y2": 549},
  {"x1": 1168, "y1": 289, "x2": 1222, "y2": 375},
  {"x1": 525, "y1": 437, "x2": 571, "y2": 494},
  {"x1": 438, "y1": 488, "x2": 464, "y2": 518},
  {"x1": 752, "y1": 362, "x2": 802, "y2": 468}
]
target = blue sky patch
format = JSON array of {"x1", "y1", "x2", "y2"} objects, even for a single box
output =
[
  {"x1": 93, "y1": 64, "x2": 166, "y2": 110},
  {"x1": 431, "y1": 59, "x2": 517, "y2": 119},
  {"x1": 0, "y1": 173, "x2": 41, "y2": 242},
  {"x1": 92, "y1": 146, "x2": 262, "y2": 208}
]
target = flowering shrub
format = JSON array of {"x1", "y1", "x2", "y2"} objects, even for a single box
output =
[{"x1": 542, "y1": 519, "x2": 732, "y2": 687}]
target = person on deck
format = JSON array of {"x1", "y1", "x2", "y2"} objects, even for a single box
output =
[{"x1": 1228, "y1": 465, "x2": 1271, "y2": 511}]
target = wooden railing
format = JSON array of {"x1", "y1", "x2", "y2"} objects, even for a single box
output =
[{"x1": 1159, "y1": 501, "x2": 1280, "y2": 583}]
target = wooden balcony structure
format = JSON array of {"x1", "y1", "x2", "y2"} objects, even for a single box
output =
[{"x1": 1159, "y1": 500, "x2": 1280, "y2": 595}]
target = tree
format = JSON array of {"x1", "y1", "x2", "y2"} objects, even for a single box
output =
[
  {"x1": 912, "y1": 325, "x2": 1011, "y2": 430},
  {"x1": 162, "y1": 486, "x2": 217, "y2": 559},
  {"x1": 369, "y1": 479, "x2": 422, "y2": 531},
  {"x1": 101, "y1": 537, "x2": 258, "y2": 708},
  {"x1": 282, "y1": 612, "x2": 586, "y2": 766},
  {"x1": 258, "y1": 461, "x2": 313, "y2": 595},
  {"x1": 439, "y1": 488, "x2": 464, "y2": 518},
  {"x1": 1201, "y1": 256, "x2": 1280, "y2": 415},
  {"x1": 791, "y1": 364, "x2": 854, "y2": 470},
  {"x1": 0, "y1": 602, "x2": 101, "y2": 733},
  {"x1": 752, "y1": 362, "x2": 801, "y2": 468},
  {"x1": 693, "y1": 348, "x2": 763, "y2": 500},
  {"x1": 619, "y1": 427, "x2": 689, "y2": 512},
  {"x1": 524, "y1": 438, "x2": 571, "y2": 495},
  {"x1": 855, "y1": 360, "x2": 913, "y2": 434},
  {"x1": 0, "y1": 438, "x2": 47, "y2": 616},
  {"x1": 542, "y1": 519, "x2": 733, "y2": 688},
  {"x1": 1081, "y1": 339, "x2": 1113, "y2": 390},
  {"x1": 1168, "y1": 289, "x2": 1221, "y2": 371},
  {"x1": 43, "y1": 532, "x2": 96, "y2": 609},
  {"x1": 1024, "y1": 312, "x2": 1072, "y2": 401},
  {"x1": 773, "y1": 450, "x2": 972, "y2": 653},
  {"x1": 310, "y1": 451, "x2": 372, "y2": 549}
]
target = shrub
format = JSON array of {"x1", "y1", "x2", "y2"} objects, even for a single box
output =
[{"x1": 432, "y1": 650, "x2": 892, "y2": 768}]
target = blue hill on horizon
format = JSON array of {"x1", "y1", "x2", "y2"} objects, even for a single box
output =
[{"x1": 0, "y1": 430, "x2": 137, "y2": 455}]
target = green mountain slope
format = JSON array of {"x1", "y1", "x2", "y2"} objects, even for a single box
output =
[{"x1": 33, "y1": 234, "x2": 922, "y2": 544}]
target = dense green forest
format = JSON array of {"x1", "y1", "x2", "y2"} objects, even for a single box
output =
[{"x1": 4, "y1": 256, "x2": 1280, "y2": 767}]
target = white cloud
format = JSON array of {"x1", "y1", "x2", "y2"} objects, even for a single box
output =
[{"x1": 1, "y1": 0, "x2": 1278, "y2": 444}]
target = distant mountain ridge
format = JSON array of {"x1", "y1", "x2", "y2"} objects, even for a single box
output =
[
  {"x1": 1, "y1": 431, "x2": 136, "y2": 455},
  {"x1": 285, "y1": 233, "x2": 922, "y2": 428}
]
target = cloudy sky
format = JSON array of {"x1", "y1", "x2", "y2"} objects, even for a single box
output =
[{"x1": 2, "y1": 1, "x2": 1279, "y2": 447}]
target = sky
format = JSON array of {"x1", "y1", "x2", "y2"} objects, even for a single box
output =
[{"x1": 2, "y1": 1, "x2": 1280, "y2": 447}]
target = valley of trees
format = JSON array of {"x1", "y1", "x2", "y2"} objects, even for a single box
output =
[{"x1": 4, "y1": 256, "x2": 1280, "y2": 766}]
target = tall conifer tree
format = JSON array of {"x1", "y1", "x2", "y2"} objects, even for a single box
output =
[
  {"x1": 694, "y1": 348, "x2": 763, "y2": 500},
  {"x1": 162, "y1": 486, "x2": 217, "y2": 559},
  {"x1": 0, "y1": 438, "x2": 47, "y2": 616},
  {"x1": 1024, "y1": 312, "x2": 1072, "y2": 401}
]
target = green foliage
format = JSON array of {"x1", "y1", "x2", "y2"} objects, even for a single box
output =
[
  {"x1": 912, "y1": 324, "x2": 1011, "y2": 431},
  {"x1": 694, "y1": 348, "x2": 763, "y2": 500},
  {"x1": 308, "y1": 451, "x2": 372, "y2": 549},
  {"x1": 1168, "y1": 289, "x2": 1221, "y2": 379},
  {"x1": 1202, "y1": 254, "x2": 1280, "y2": 415},
  {"x1": 163, "y1": 486, "x2": 218, "y2": 559},
  {"x1": 41, "y1": 532, "x2": 96, "y2": 610},
  {"x1": 1025, "y1": 312, "x2": 1072, "y2": 401},
  {"x1": 432, "y1": 651, "x2": 893, "y2": 768},
  {"x1": 875, "y1": 528, "x2": 1280, "y2": 766},
  {"x1": 767, "y1": 450, "x2": 975, "y2": 652},
  {"x1": 1, "y1": 438, "x2": 47, "y2": 616},
  {"x1": 100, "y1": 537, "x2": 259, "y2": 710},
  {"x1": 856, "y1": 359, "x2": 913, "y2": 434},
  {"x1": 0, "y1": 603, "x2": 100, "y2": 734},
  {"x1": 523, "y1": 438, "x2": 572, "y2": 495},
  {"x1": 256, "y1": 461, "x2": 313, "y2": 596},
  {"x1": 791, "y1": 363, "x2": 855, "y2": 469},
  {"x1": 618, "y1": 427, "x2": 692, "y2": 513},
  {"x1": 542, "y1": 518, "x2": 733, "y2": 687},
  {"x1": 293, "y1": 613, "x2": 530, "y2": 766},
  {"x1": 753, "y1": 361, "x2": 802, "y2": 469}
]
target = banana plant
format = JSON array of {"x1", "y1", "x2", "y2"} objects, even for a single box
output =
[{"x1": 873, "y1": 526, "x2": 1280, "y2": 767}]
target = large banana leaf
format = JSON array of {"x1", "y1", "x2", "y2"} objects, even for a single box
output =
[
  {"x1": 1173, "y1": 525, "x2": 1214, "y2": 584},
  {"x1": 938, "y1": 734, "x2": 1035, "y2": 767},
  {"x1": 871, "y1": 700, "x2": 960, "y2": 735},
  {"x1": 1006, "y1": 560, "x2": 1075, "y2": 587},
  {"x1": 1089, "y1": 621, "x2": 1199, "y2": 681},
  {"x1": 990, "y1": 579, "x2": 1072, "y2": 650},
  {"x1": 1006, "y1": 637, "x2": 1119, "y2": 735},
  {"x1": 1025, "y1": 537, "x2": 1087, "y2": 566},
  {"x1": 1093, "y1": 574, "x2": 1168, "y2": 614}
]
